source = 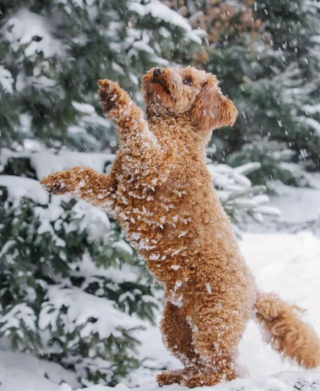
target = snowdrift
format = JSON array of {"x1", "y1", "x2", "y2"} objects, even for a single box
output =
[{"x1": 60, "y1": 371, "x2": 320, "y2": 391}]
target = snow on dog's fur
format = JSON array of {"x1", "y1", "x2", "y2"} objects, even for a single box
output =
[{"x1": 41, "y1": 67, "x2": 320, "y2": 387}]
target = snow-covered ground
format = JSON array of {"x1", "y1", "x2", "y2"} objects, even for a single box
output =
[
  {"x1": 60, "y1": 371, "x2": 320, "y2": 391},
  {"x1": 0, "y1": 351, "x2": 79, "y2": 391},
  {"x1": 2, "y1": 230, "x2": 320, "y2": 391},
  {"x1": 247, "y1": 177, "x2": 320, "y2": 235}
]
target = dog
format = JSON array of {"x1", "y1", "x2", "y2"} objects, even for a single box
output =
[{"x1": 41, "y1": 66, "x2": 320, "y2": 387}]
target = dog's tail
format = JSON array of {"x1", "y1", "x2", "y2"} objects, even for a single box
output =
[{"x1": 255, "y1": 292, "x2": 320, "y2": 369}]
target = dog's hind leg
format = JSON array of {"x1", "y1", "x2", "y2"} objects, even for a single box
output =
[
  {"x1": 186, "y1": 291, "x2": 251, "y2": 387},
  {"x1": 157, "y1": 301, "x2": 200, "y2": 386}
]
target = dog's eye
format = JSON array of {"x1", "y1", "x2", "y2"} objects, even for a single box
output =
[{"x1": 183, "y1": 78, "x2": 192, "y2": 86}]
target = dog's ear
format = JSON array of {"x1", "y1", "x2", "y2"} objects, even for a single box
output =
[{"x1": 192, "y1": 75, "x2": 238, "y2": 132}]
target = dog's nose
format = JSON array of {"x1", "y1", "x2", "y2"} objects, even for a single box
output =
[{"x1": 153, "y1": 68, "x2": 163, "y2": 78}]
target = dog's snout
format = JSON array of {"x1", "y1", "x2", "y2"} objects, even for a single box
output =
[{"x1": 153, "y1": 68, "x2": 163, "y2": 78}]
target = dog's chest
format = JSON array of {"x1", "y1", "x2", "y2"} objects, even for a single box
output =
[
  {"x1": 114, "y1": 172, "x2": 192, "y2": 243},
  {"x1": 112, "y1": 142, "x2": 216, "y2": 283},
  {"x1": 114, "y1": 150, "x2": 194, "y2": 224}
]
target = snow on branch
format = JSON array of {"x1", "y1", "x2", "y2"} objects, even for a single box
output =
[
  {"x1": 0, "y1": 303, "x2": 37, "y2": 337},
  {"x1": 128, "y1": 0, "x2": 204, "y2": 43},
  {"x1": 39, "y1": 286, "x2": 142, "y2": 340},
  {"x1": 303, "y1": 104, "x2": 320, "y2": 114},
  {"x1": 2, "y1": 9, "x2": 65, "y2": 59},
  {"x1": 297, "y1": 116, "x2": 320, "y2": 136},
  {"x1": 0, "y1": 66, "x2": 14, "y2": 93},
  {"x1": 0, "y1": 148, "x2": 114, "y2": 180},
  {"x1": 208, "y1": 163, "x2": 280, "y2": 226},
  {"x1": 0, "y1": 175, "x2": 49, "y2": 205}
]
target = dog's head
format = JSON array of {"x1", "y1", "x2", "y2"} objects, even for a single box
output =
[{"x1": 141, "y1": 66, "x2": 238, "y2": 134}]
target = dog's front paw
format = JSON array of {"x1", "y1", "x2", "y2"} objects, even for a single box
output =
[
  {"x1": 98, "y1": 79, "x2": 122, "y2": 112},
  {"x1": 40, "y1": 171, "x2": 75, "y2": 195},
  {"x1": 98, "y1": 79, "x2": 119, "y2": 92}
]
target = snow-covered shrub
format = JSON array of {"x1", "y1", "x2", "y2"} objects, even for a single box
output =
[
  {"x1": 0, "y1": 152, "x2": 159, "y2": 386},
  {"x1": 208, "y1": 161, "x2": 280, "y2": 228},
  {"x1": 0, "y1": 185, "x2": 157, "y2": 385}
]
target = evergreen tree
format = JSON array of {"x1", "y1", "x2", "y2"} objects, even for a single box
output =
[{"x1": 0, "y1": 0, "x2": 202, "y2": 151}]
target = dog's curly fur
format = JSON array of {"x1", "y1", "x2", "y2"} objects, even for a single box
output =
[{"x1": 41, "y1": 67, "x2": 320, "y2": 387}]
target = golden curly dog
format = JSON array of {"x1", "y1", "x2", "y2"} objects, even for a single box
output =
[{"x1": 41, "y1": 67, "x2": 320, "y2": 387}]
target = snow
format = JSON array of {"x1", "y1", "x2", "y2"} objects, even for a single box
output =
[
  {"x1": 33, "y1": 197, "x2": 67, "y2": 246},
  {"x1": 0, "y1": 175, "x2": 49, "y2": 205},
  {"x1": 238, "y1": 232, "x2": 320, "y2": 375},
  {"x1": 0, "y1": 149, "x2": 25, "y2": 167},
  {"x1": 112, "y1": 63, "x2": 125, "y2": 76},
  {"x1": 0, "y1": 149, "x2": 114, "y2": 180},
  {"x1": 39, "y1": 286, "x2": 142, "y2": 340},
  {"x1": 68, "y1": 125, "x2": 87, "y2": 135},
  {"x1": 270, "y1": 180, "x2": 320, "y2": 225},
  {"x1": 128, "y1": 0, "x2": 202, "y2": 43},
  {"x1": 208, "y1": 163, "x2": 280, "y2": 225},
  {"x1": 0, "y1": 304, "x2": 36, "y2": 336},
  {"x1": 132, "y1": 41, "x2": 155, "y2": 55},
  {"x1": 302, "y1": 104, "x2": 320, "y2": 114},
  {"x1": 73, "y1": 252, "x2": 142, "y2": 285},
  {"x1": 0, "y1": 351, "x2": 78, "y2": 391},
  {"x1": 0, "y1": 66, "x2": 14, "y2": 93},
  {"x1": 311, "y1": 36, "x2": 320, "y2": 44},
  {"x1": 2, "y1": 9, "x2": 65, "y2": 59},
  {"x1": 69, "y1": 199, "x2": 111, "y2": 238},
  {"x1": 233, "y1": 162, "x2": 261, "y2": 176},
  {"x1": 208, "y1": 163, "x2": 252, "y2": 192},
  {"x1": 247, "y1": 177, "x2": 320, "y2": 235},
  {"x1": 19, "y1": 113, "x2": 32, "y2": 134},
  {"x1": 31, "y1": 151, "x2": 115, "y2": 180},
  {"x1": 112, "y1": 240, "x2": 134, "y2": 256},
  {"x1": 298, "y1": 116, "x2": 320, "y2": 135},
  {"x1": 72, "y1": 101, "x2": 96, "y2": 115},
  {"x1": 60, "y1": 371, "x2": 320, "y2": 391}
]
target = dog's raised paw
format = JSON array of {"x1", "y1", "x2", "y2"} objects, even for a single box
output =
[
  {"x1": 98, "y1": 79, "x2": 119, "y2": 93},
  {"x1": 98, "y1": 79, "x2": 122, "y2": 112},
  {"x1": 40, "y1": 176, "x2": 68, "y2": 195}
]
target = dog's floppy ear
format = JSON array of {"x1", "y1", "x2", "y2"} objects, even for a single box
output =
[{"x1": 192, "y1": 75, "x2": 238, "y2": 132}]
